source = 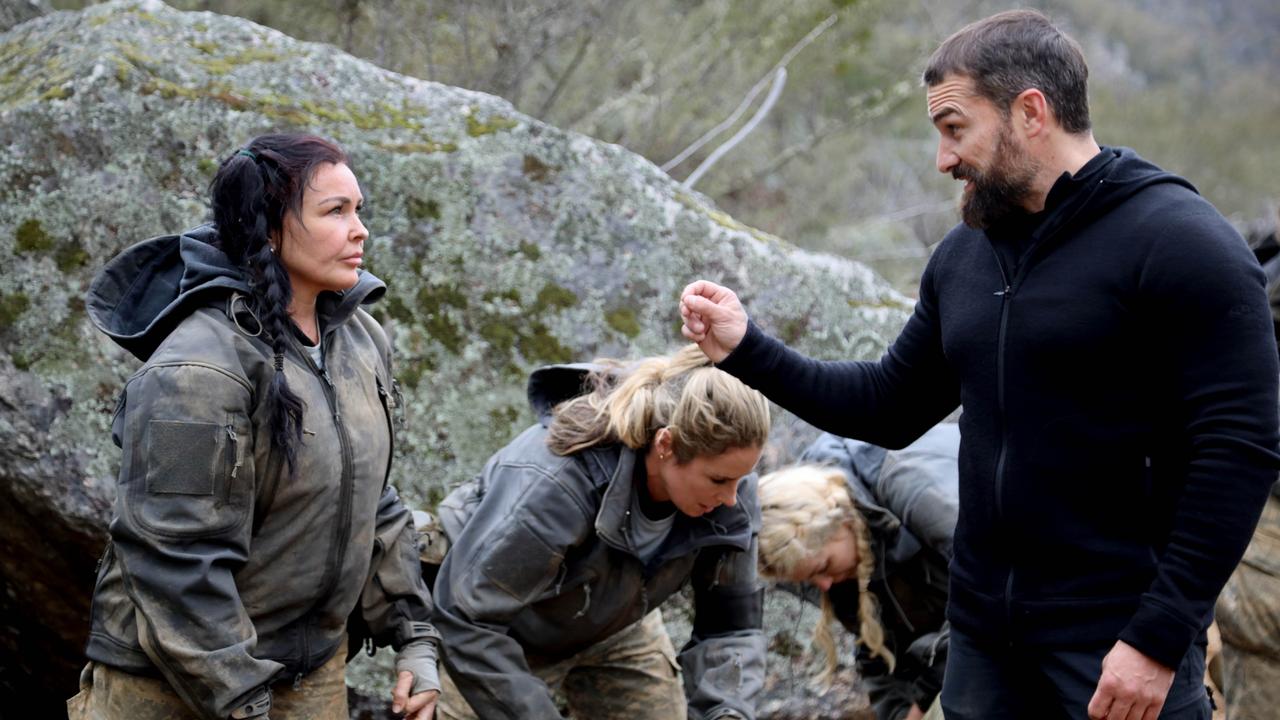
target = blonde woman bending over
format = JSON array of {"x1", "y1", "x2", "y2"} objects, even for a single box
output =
[
  {"x1": 759, "y1": 424, "x2": 959, "y2": 720},
  {"x1": 431, "y1": 345, "x2": 770, "y2": 720}
]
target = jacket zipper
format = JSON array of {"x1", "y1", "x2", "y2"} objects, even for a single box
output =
[
  {"x1": 1144, "y1": 456, "x2": 1159, "y2": 563},
  {"x1": 983, "y1": 173, "x2": 1112, "y2": 645},
  {"x1": 294, "y1": 624, "x2": 308, "y2": 690},
  {"x1": 295, "y1": 332, "x2": 355, "y2": 671},
  {"x1": 988, "y1": 246, "x2": 1016, "y2": 639},
  {"x1": 988, "y1": 219, "x2": 1075, "y2": 643},
  {"x1": 376, "y1": 377, "x2": 395, "y2": 488},
  {"x1": 225, "y1": 425, "x2": 242, "y2": 499},
  {"x1": 619, "y1": 510, "x2": 651, "y2": 617},
  {"x1": 879, "y1": 550, "x2": 915, "y2": 633}
]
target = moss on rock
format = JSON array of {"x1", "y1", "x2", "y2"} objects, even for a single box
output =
[
  {"x1": 466, "y1": 112, "x2": 518, "y2": 137},
  {"x1": 532, "y1": 283, "x2": 577, "y2": 313},
  {"x1": 0, "y1": 290, "x2": 31, "y2": 330},
  {"x1": 14, "y1": 219, "x2": 52, "y2": 254},
  {"x1": 604, "y1": 308, "x2": 641, "y2": 338}
]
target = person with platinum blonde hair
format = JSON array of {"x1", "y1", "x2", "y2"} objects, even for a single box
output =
[
  {"x1": 431, "y1": 344, "x2": 771, "y2": 720},
  {"x1": 759, "y1": 424, "x2": 959, "y2": 720}
]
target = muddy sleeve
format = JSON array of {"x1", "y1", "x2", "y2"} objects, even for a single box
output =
[
  {"x1": 431, "y1": 460, "x2": 593, "y2": 720},
  {"x1": 856, "y1": 649, "x2": 915, "y2": 720},
  {"x1": 111, "y1": 364, "x2": 282, "y2": 720},
  {"x1": 358, "y1": 485, "x2": 440, "y2": 652},
  {"x1": 681, "y1": 478, "x2": 766, "y2": 719}
]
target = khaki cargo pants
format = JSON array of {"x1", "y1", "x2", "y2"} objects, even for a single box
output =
[
  {"x1": 437, "y1": 609, "x2": 686, "y2": 720},
  {"x1": 66, "y1": 639, "x2": 348, "y2": 720},
  {"x1": 1216, "y1": 493, "x2": 1280, "y2": 720}
]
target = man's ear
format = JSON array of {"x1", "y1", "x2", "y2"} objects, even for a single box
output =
[{"x1": 1013, "y1": 87, "x2": 1051, "y2": 139}]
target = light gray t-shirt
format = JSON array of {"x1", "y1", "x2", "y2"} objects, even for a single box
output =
[
  {"x1": 629, "y1": 488, "x2": 676, "y2": 564},
  {"x1": 303, "y1": 341, "x2": 323, "y2": 369}
]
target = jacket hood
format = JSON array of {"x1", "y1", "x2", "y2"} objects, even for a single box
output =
[
  {"x1": 800, "y1": 433, "x2": 898, "y2": 534},
  {"x1": 801, "y1": 424, "x2": 961, "y2": 568},
  {"x1": 1096, "y1": 146, "x2": 1194, "y2": 192},
  {"x1": 1019, "y1": 146, "x2": 1196, "y2": 243},
  {"x1": 527, "y1": 363, "x2": 603, "y2": 426},
  {"x1": 87, "y1": 224, "x2": 385, "y2": 361}
]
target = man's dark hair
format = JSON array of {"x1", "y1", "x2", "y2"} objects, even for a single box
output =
[{"x1": 923, "y1": 9, "x2": 1091, "y2": 134}]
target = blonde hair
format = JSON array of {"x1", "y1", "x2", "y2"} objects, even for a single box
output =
[
  {"x1": 546, "y1": 344, "x2": 770, "y2": 460},
  {"x1": 758, "y1": 464, "x2": 893, "y2": 683}
]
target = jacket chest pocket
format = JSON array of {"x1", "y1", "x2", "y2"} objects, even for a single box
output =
[{"x1": 131, "y1": 415, "x2": 252, "y2": 538}]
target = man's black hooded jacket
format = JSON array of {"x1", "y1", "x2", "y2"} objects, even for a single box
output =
[{"x1": 719, "y1": 147, "x2": 1280, "y2": 669}]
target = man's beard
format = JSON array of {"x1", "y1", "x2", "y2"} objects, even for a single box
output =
[{"x1": 954, "y1": 123, "x2": 1040, "y2": 229}]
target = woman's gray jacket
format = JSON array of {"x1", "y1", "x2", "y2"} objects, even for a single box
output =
[
  {"x1": 82, "y1": 227, "x2": 438, "y2": 720},
  {"x1": 432, "y1": 365, "x2": 767, "y2": 720},
  {"x1": 802, "y1": 423, "x2": 958, "y2": 720}
]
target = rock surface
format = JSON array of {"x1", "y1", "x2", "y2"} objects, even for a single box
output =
[
  {"x1": 0, "y1": 0, "x2": 47, "y2": 34},
  {"x1": 0, "y1": 1, "x2": 910, "y2": 715}
]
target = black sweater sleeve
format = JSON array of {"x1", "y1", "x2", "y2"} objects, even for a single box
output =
[
  {"x1": 1118, "y1": 205, "x2": 1280, "y2": 667},
  {"x1": 717, "y1": 254, "x2": 961, "y2": 449}
]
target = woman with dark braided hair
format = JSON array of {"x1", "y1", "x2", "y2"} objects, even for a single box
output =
[{"x1": 69, "y1": 134, "x2": 441, "y2": 720}]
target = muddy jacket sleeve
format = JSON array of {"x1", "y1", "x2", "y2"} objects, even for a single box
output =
[
  {"x1": 680, "y1": 501, "x2": 767, "y2": 718},
  {"x1": 357, "y1": 485, "x2": 440, "y2": 654},
  {"x1": 833, "y1": 585, "x2": 945, "y2": 720},
  {"x1": 855, "y1": 651, "x2": 914, "y2": 720},
  {"x1": 110, "y1": 364, "x2": 282, "y2": 720},
  {"x1": 431, "y1": 458, "x2": 594, "y2": 720}
]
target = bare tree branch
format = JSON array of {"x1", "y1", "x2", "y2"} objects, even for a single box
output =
[
  {"x1": 684, "y1": 67, "x2": 787, "y2": 189},
  {"x1": 422, "y1": 0, "x2": 436, "y2": 79},
  {"x1": 714, "y1": 81, "x2": 914, "y2": 197},
  {"x1": 661, "y1": 13, "x2": 837, "y2": 172},
  {"x1": 338, "y1": 0, "x2": 361, "y2": 52},
  {"x1": 849, "y1": 199, "x2": 958, "y2": 228},
  {"x1": 537, "y1": 27, "x2": 594, "y2": 119},
  {"x1": 565, "y1": 13, "x2": 726, "y2": 129},
  {"x1": 461, "y1": 1, "x2": 474, "y2": 89}
]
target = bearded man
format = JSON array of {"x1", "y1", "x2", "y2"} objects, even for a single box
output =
[{"x1": 679, "y1": 10, "x2": 1279, "y2": 720}]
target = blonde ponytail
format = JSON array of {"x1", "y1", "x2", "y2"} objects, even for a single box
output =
[{"x1": 546, "y1": 345, "x2": 769, "y2": 459}]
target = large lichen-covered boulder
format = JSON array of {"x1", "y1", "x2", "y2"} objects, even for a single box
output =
[
  {"x1": 0, "y1": 0, "x2": 910, "y2": 715},
  {"x1": 0, "y1": 0, "x2": 47, "y2": 33}
]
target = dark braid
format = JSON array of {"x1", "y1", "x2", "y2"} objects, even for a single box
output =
[{"x1": 207, "y1": 133, "x2": 349, "y2": 474}]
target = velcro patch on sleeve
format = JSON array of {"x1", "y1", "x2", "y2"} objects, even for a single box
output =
[{"x1": 145, "y1": 420, "x2": 221, "y2": 496}]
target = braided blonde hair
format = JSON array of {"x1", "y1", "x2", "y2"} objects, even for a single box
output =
[
  {"x1": 546, "y1": 344, "x2": 770, "y2": 460},
  {"x1": 758, "y1": 464, "x2": 893, "y2": 683}
]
